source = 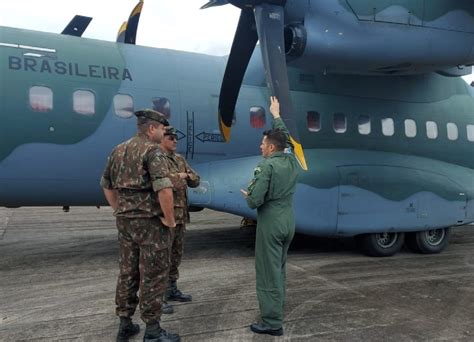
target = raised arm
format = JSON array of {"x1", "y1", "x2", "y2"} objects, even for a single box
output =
[{"x1": 269, "y1": 96, "x2": 293, "y2": 149}]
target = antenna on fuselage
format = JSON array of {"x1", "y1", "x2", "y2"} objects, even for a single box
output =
[{"x1": 62, "y1": 15, "x2": 92, "y2": 37}]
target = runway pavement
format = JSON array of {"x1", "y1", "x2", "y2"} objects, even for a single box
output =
[{"x1": 0, "y1": 207, "x2": 473, "y2": 341}]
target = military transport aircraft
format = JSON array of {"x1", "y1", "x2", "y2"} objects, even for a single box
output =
[{"x1": 0, "y1": 0, "x2": 473, "y2": 257}]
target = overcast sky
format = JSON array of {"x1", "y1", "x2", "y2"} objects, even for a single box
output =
[
  {"x1": 0, "y1": 0, "x2": 240, "y2": 56},
  {"x1": 1, "y1": 0, "x2": 473, "y2": 83}
]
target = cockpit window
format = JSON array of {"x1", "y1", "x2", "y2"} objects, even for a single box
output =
[
  {"x1": 29, "y1": 86, "x2": 53, "y2": 112},
  {"x1": 250, "y1": 106, "x2": 266, "y2": 128}
]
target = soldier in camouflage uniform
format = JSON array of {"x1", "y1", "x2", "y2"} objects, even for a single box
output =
[
  {"x1": 159, "y1": 126, "x2": 200, "y2": 305},
  {"x1": 101, "y1": 109, "x2": 180, "y2": 342},
  {"x1": 241, "y1": 97, "x2": 299, "y2": 337}
]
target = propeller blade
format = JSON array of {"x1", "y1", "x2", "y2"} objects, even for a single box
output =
[
  {"x1": 218, "y1": 8, "x2": 258, "y2": 141},
  {"x1": 200, "y1": 0, "x2": 229, "y2": 10},
  {"x1": 254, "y1": 4, "x2": 307, "y2": 170},
  {"x1": 116, "y1": 21, "x2": 127, "y2": 43},
  {"x1": 124, "y1": 0, "x2": 144, "y2": 45}
]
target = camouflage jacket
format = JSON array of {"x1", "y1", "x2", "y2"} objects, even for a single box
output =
[
  {"x1": 100, "y1": 134, "x2": 172, "y2": 218},
  {"x1": 161, "y1": 150, "x2": 200, "y2": 224}
]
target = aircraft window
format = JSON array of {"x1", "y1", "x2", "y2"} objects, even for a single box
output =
[
  {"x1": 333, "y1": 113, "x2": 346, "y2": 133},
  {"x1": 404, "y1": 119, "x2": 417, "y2": 138},
  {"x1": 114, "y1": 94, "x2": 134, "y2": 118},
  {"x1": 467, "y1": 125, "x2": 474, "y2": 142},
  {"x1": 152, "y1": 97, "x2": 171, "y2": 119},
  {"x1": 381, "y1": 118, "x2": 394, "y2": 136},
  {"x1": 447, "y1": 123, "x2": 458, "y2": 141},
  {"x1": 426, "y1": 121, "x2": 438, "y2": 139},
  {"x1": 358, "y1": 115, "x2": 371, "y2": 135},
  {"x1": 73, "y1": 90, "x2": 95, "y2": 115},
  {"x1": 29, "y1": 86, "x2": 53, "y2": 112},
  {"x1": 307, "y1": 111, "x2": 321, "y2": 132},
  {"x1": 250, "y1": 107, "x2": 266, "y2": 128}
]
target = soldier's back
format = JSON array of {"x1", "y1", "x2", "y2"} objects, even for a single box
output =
[
  {"x1": 265, "y1": 152, "x2": 298, "y2": 202},
  {"x1": 108, "y1": 134, "x2": 164, "y2": 218}
]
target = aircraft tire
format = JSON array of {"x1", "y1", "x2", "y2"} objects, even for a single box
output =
[
  {"x1": 405, "y1": 228, "x2": 451, "y2": 254},
  {"x1": 356, "y1": 232, "x2": 405, "y2": 257}
]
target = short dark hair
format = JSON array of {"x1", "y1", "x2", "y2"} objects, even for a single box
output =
[
  {"x1": 263, "y1": 129, "x2": 287, "y2": 151},
  {"x1": 137, "y1": 117, "x2": 161, "y2": 133}
]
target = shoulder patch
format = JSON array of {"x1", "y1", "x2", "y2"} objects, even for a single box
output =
[{"x1": 254, "y1": 166, "x2": 262, "y2": 175}]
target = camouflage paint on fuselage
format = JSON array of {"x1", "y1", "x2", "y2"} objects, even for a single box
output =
[
  {"x1": 0, "y1": 26, "x2": 473, "y2": 237},
  {"x1": 345, "y1": 0, "x2": 474, "y2": 28},
  {"x1": 0, "y1": 27, "x2": 127, "y2": 161}
]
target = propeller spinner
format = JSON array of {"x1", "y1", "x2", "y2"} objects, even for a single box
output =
[{"x1": 203, "y1": 0, "x2": 307, "y2": 170}]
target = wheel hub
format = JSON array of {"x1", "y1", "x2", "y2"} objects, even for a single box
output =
[
  {"x1": 375, "y1": 233, "x2": 398, "y2": 248},
  {"x1": 423, "y1": 229, "x2": 445, "y2": 246}
]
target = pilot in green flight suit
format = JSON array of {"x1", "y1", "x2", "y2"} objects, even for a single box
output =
[{"x1": 241, "y1": 97, "x2": 299, "y2": 336}]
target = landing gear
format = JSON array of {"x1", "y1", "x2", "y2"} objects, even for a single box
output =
[
  {"x1": 405, "y1": 228, "x2": 451, "y2": 254},
  {"x1": 356, "y1": 232, "x2": 405, "y2": 257}
]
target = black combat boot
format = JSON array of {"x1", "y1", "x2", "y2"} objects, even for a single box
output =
[
  {"x1": 162, "y1": 301, "x2": 174, "y2": 314},
  {"x1": 250, "y1": 323, "x2": 283, "y2": 336},
  {"x1": 166, "y1": 281, "x2": 192, "y2": 302},
  {"x1": 143, "y1": 322, "x2": 181, "y2": 342},
  {"x1": 116, "y1": 317, "x2": 140, "y2": 342}
]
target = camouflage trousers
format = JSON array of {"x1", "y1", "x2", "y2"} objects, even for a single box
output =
[
  {"x1": 168, "y1": 223, "x2": 186, "y2": 282},
  {"x1": 115, "y1": 217, "x2": 171, "y2": 324}
]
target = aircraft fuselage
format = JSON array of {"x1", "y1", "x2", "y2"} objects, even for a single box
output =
[{"x1": 0, "y1": 26, "x2": 473, "y2": 239}]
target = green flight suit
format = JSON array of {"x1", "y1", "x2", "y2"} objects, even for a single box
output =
[{"x1": 246, "y1": 117, "x2": 298, "y2": 328}]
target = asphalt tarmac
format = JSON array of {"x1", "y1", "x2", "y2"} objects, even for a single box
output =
[{"x1": 0, "y1": 207, "x2": 473, "y2": 341}]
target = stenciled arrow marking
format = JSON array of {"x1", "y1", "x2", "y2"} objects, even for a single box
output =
[
  {"x1": 175, "y1": 130, "x2": 186, "y2": 141},
  {"x1": 195, "y1": 132, "x2": 226, "y2": 143}
]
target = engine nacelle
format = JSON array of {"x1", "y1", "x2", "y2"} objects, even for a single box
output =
[{"x1": 283, "y1": 0, "x2": 474, "y2": 76}]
